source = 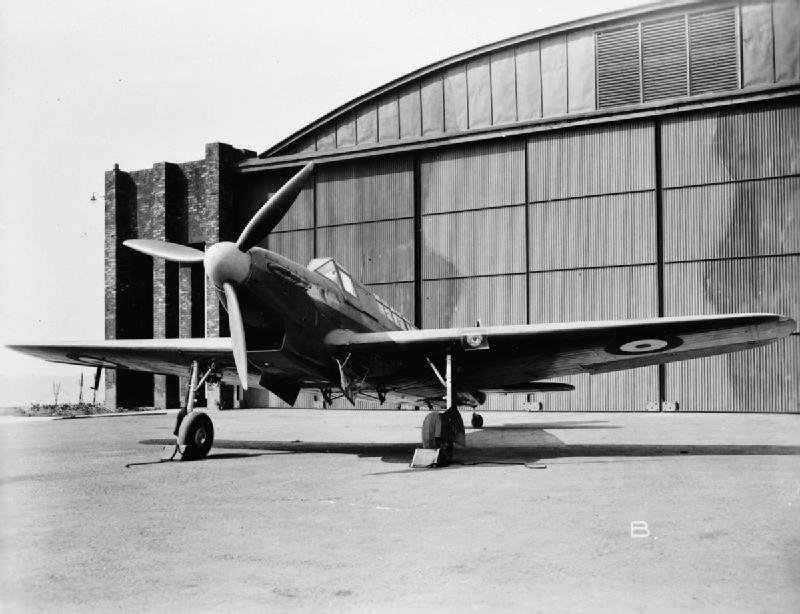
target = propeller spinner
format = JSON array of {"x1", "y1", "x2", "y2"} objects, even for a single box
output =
[{"x1": 123, "y1": 162, "x2": 315, "y2": 390}]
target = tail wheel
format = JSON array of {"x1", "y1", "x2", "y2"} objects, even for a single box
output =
[
  {"x1": 178, "y1": 411, "x2": 214, "y2": 460},
  {"x1": 471, "y1": 413, "x2": 484, "y2": 428}
]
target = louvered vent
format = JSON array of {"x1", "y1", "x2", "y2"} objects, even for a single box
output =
[
  {"x1": 689, "y1": 8, "x2": 738, "y2": 95},
  {"x1": 642, "y1": 16, "x2": 688, "y2": 102},
  {"x1": 596, "y1": 26, "x2": 641, "y2": 108}
]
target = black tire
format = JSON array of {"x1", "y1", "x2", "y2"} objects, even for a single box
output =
[
  {"x1": 178, "y1": 411, "x2": 214, "y2": 460},
  {"x1": 471, "y1": 413, "x2": 484, "y2": 429},
  {"x1": 421, "y1": 411, "x2": 443, "y2": 449}
]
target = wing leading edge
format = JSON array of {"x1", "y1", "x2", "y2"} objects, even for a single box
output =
[
  {"x1": 325, "y1": 313, "x2": 796, "y2": 392},
  {"x1": 6, "y1": 337, "x2": 241, "y2": 383}
]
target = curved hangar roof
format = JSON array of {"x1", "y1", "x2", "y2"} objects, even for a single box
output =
[{"x1": 245, "y1": 0, "x2": 800, "y2": 169}]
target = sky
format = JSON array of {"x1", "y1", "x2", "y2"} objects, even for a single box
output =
[{"x1": 0, "y1": 0, "x2": 650, "y2": 401}]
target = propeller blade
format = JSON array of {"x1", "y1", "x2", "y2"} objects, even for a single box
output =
[
  {"x1": 123, "y1": 239, "x2": 205, "y2": 264},
  {"x1": 223, "y1": 282, "x2": 249, "y2": 390},
  {"x1": 236, "y1": 162, "x2": 315, "y2": 252}
]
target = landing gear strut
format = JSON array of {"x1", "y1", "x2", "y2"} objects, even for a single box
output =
[
  {"x1": 419, "y1": 354, "x2": 466, "y2": 459},
  {"x1": 171, "y1": 360, "x2": 215, "y2": 461}
]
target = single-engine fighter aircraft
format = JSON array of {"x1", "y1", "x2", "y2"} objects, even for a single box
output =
[{"x1": 8, "y1": 162, "x2": 796, "y2": 460}]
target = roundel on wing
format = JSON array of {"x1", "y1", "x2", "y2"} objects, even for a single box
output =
[
  {"x1": 605, "y1": 335, "x2": 683, "y2": 356},
  {"x1": 66, "y1": 353, "x2": 122, "y2": 368},
  {"x1": 464, "y1": 334, "x2": 484, "y2": 348}
]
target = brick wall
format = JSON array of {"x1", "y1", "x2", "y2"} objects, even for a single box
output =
[{"x1": 104, "y1": 143, "x2": 256, "y2": 409}]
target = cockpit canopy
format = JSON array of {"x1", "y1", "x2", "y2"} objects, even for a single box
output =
[
  {"x1": 308, "y1": 257, "x2": 356, "y2": 296},
  {"x1": 308, "y1": 257, "x2": 415, "y2": 330}
]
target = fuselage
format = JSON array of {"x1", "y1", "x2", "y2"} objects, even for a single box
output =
[{"x1": 216, "y1": 246, "x2": 416, "y2": 393}]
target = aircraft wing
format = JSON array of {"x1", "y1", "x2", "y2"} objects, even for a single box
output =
[
  {"x1": 6, "y1": 338, "x2": 244, "y2": 385},
  {"x1": 325, "y1": 313, "x2": 795, "y2": 391}
]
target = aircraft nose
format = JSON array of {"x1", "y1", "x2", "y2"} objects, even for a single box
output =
[{"x1": 204, "y1": 242, "x2": 252, "y2": 286}]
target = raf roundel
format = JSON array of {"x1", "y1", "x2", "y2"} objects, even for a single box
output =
[
  {"x1": 465, "y1": 334, "x2": 484, "y2": 348},
  {"x1": 605, "y1": 335, "x2": 683, "y2": 356}
]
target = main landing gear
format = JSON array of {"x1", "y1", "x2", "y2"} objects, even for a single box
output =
[
  {"x1": 170, "y1": 360, "x2": 215, "y2": 461},
  {"x1": 415, "y1": 354, "x2": 467, "y2": 466}
]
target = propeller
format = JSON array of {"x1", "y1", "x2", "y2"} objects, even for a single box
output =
[
  {"x1": 122, "y1": 239, "x2": 204, "y2": 263},
  {"x1": 122, "y1": 162, "x2": 315, "y2": 391},
  {"x1": 237, "y1": 161, "x2": 315, "y2": 252}
]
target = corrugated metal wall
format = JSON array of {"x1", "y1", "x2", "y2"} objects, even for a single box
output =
[
  {"x1": 420, "y1": 140, "x2": 528, "y2": 410},
  {"x1": 526, "y1": 120, "x2": 660, "y2": 411},
  {"x1": 252, "y1": 98, "x2": 798, "y2": 413},
  {"x1": 661, "y1": 102, "x2": 799, "y2": 412}
]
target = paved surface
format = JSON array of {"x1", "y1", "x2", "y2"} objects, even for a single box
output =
[{"x1": 1, "y1": 408, "x2": 799, "y2": 613}]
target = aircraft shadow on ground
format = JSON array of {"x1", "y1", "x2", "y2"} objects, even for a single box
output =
[{"x1": 140, "y1": 419, "x2": 800, "y2": 467}]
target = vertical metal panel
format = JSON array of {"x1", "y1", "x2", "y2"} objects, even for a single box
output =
[
  {"x1": 588, "y1": 367, "x2": 660, "y2": 411},
  {"x1": 665, "y1": 335, "x2": 799, "y2": 412},
  {"x1": 422, "y1": 207, "x2": 526, "y2": 278},
  {"x1": 316, "y1": 125, "x2": 336, "y2": 151},
  {"x1": 267, "y1": 229, "x2": 314, "y2": 266},
  {"x1": 420, "y1": 75, "x2": 444, "y2": 135},
  {"x1": 316, "y1": 219, "x2": 414, "y2": 284},
  {"x1": 526, "y1": 373, "x2": 590, "y2": 411},
  {"x1": 663, "y1": 177, "x2": 800, "y2": 261},
  {"x1": 287, "y1": 136, "x2": 316, "y2": 154},
  {"x1": 567, "y1": 30, "x2": 596, "y2": 113},
  {"x1": 378, "y1": 96, "x2": 400, "y2": 142},
  {"x1": 336, "y1": 116, "x2": 356, "y2": 148},
  {"x1": 529, "y1": 265, "x2": 658, "y2": 324},
  {"x1": 236, "y1": 170, "x2": 314, "y2": 233},
  {"x1": 491, "y1": 49, "x2": 517, "y2": 124},
  {"x1": 316, "y1": 157, "x2": 413, "y2": 226},
  {"x1": 540, "y1": 35, "x2": 568, "y2": 117},
  {"x1": 642, "y1": 15, "x2": 688, "y2": 101},
  {"x1": 420, "y1": 140, "x2": 525, "y2": 214},
  {"x1": 534, "y1": 367, "x2": 659, "y2": 412},
  {"x1": 467, "y1": 57, "x2": 491, "y2": 128},
  {"x1": 266, "y1": 391, "x2": 317, "y2": 409},
  {"x1": 270, "y1": 182, "x2": 315, "y2": 233},
  {"x1": 515, "y1": 41, "x2": 542, "y2": 121},
  {"x1": 661, "y1": 104, "x2": 800, "y2": 187},
  {"x1": 688, "y1": 8, "x2": 739, "y2": 95},
  {"x1": 539, "y1": 367, "x2": 659, "y2": 412},
  {"x1": 356, "y1": 105, "x2": 377, "y2": 144},
  {"x1": 596, "y1": 25, "x2": 642, "y2": 108},
  {"x1": 399, "y1": 85, "x2": 422, "y2": 139},
  {"x1": 480, "y1": 393, "x2": 529, "y2": 412},
  {"x1": 664, "y1": 256, "x2": 800, "y2": 323},
  {"x1": 773, "y1": 0, "x2": 800, "y2": 82},
  {"x1": 741, "y1": 1, "x2": 775, "y2": 87},
  {"x1": 529, "y1": 192, "x2": 657, "y2": 271},
  {"x1": 422, "y1": 274, "x2": 526, "y2": 328},
  {"x1": 444, "y1": 66, "x2": 468, "y2": 132},
  {"x1": 366, "y1": 282, "x2": 414, "y2": 321},
  {"x1": 528, "y1": 121, "x2": 655, "y2": 201}
]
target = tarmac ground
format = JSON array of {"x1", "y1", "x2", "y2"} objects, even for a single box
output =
[{"x1": 1, "y1": 407, "x2": 799, "y2": 613}]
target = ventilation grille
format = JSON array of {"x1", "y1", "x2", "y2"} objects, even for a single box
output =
[
  {"x1": 642, "y1": 16, "x2": 688, "y2": 102},
  {"x1": 689, "y1": 8, "x2": 738, "y2": 95},
  {"x1": 596, "y1": 26, "x2": 641, "y2": 108},
  {"x1": 595, "y1": 6, "x2": 741, "y2": 109}
]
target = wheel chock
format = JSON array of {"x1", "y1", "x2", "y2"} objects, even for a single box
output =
[
  {"x1": 410, "y1": 448, "x2": 447, "y2": 468},
  {"x1": 160, "y1": 443, "x2": 186, "y2": 461}
]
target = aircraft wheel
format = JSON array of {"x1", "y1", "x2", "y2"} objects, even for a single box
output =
[
  {"x1": 471, "y1": 413, "x2": 484, "y2": 429},
  {"x1": 178, "y1": 411, "x2": 214, "y2": 460},
  {"x1": 421, "y1": 411, "x2": 443, "y2": 449}
]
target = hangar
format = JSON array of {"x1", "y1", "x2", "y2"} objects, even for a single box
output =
[{"x1": 104, "y1": 0, "x2": 799, "y2": 413}]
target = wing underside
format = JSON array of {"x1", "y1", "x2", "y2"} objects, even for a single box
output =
[
  {"x1": 6, "y1": 338, "x2": 247, "y2": 386},
  {"x1": 326, "y1": 313, "x2": 796, "y2": 397}
]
